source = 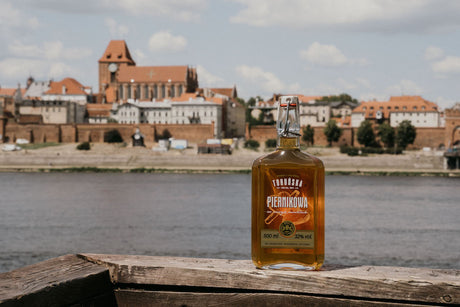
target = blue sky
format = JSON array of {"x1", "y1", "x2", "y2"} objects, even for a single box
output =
[{"x1": 1, "y1": 0, "x2": 460, "y2": 109}]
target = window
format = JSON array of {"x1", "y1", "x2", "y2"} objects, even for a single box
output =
[
  {"x1": 161, "y1": 85, "x2": 166, "y2": 98},
  {"x1": 363, "y1": 107, "x2": 366, "y2": 110},
  {"x1": 127, "y1": 85, "x2": 131, "y2": 99},
  {"x1": 136, "y1": 85, "x2": 140, "y2": 99},
  {"x1": 403, "y1": 106, "x2": 407, "y2": 110},
  {"x1": 144, "y1": 85, "x2": 149, "y2": 99}
]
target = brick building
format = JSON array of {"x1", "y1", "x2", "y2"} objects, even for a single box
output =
[{"x1": 98, "y1": 40, "x2": 198, "y2": 103}]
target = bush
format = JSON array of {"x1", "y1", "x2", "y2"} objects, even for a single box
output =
[
  {"x1": 347, "y1": 147, "x2": 360, "y2": 156},
  {"x1": 244, "y1": 139, "x2": 260, "y2": 150},
  {"x1": 104, "y1": 129, "x2": 123, "y2": 143},
  {"x1": 265, "y1": 139, "x2": 277, "y2": 148},
  {"x1": 76, "y1": 142, "x2": 91, "y2": 150}
]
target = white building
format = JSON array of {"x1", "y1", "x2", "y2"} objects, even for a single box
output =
[
  {"x1": 111, "y1": 96, "x2": 223, "y2": 137},
  {"x1": 351, "y1": 96, "x2": 441, "y2": 128}
]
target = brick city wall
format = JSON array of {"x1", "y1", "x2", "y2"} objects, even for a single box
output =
[
  {"x1": 247, "y1": 124, "x2": 446, "y2": 149},
  {"x1": 445, "y1": 108, "x2": 460, "y2": 147},
  {"x1": 412, "y1": 128, "x2": 446, "y2": 149},
  {"x1": 3, "y1": 123, "x2": 214, "y2": 145},
  {"x1": 247, "y1": 125, "x2": 354, "y2": 147}
]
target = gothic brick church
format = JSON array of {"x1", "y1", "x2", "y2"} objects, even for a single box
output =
[{"x1": 98, "y1": 40, "x2": 198, "y2": 103}]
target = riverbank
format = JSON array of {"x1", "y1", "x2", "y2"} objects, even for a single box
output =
[{"x1": 0, "y1": 143, "x2": 458, "y2": 176}]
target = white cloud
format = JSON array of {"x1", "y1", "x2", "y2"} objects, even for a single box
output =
[
  {"x1": 105, "y1": 18, "x2": 129, "y2": 37},
  {"x1": 48, "y1": 62, "x2": 74, "y2": 78},
  {"x1": 196, "y1": 65, "x2": 225, "y2": 87},
  {"x1": 299, "y1": 42, "x2": 368, "y2": 67},
  {"x1": 148, "y1": 31, "x2": 187, "y2": 53},
  {"x1": 18, "y1": 0, "x2": 207, "y2": 21},
  {"x1": 132, "y1": 49, "x2": 147, "y2": 65},
  {"x1": 386, "y1": 79, "x2": 424, "y2": 96},
  {"x1": 434, "y1": 96, "x2": 456, "y2": 110},
  {"x1": 114, "y1": 0, "x2": 207, "y2": 21},
  {"x1": 230, "y1": 0, "x2": 460, "y2": 33},
  {"x1": 0, "y1": 58, "x2": 47, "y2": 79},
  {"x1": 300, "y1": 42, "x2": 348, "y2": 67},
  {"x1": 431, "y1": 56, "x2": 460, "y2": 74},
  {"x1": 8, "y1": 41, "x2": 92, "y2": 60},
  {"x1": 0, "y1": 2, "x2": 40, "y2": 36},
  {"x1": 235, "y1": 65, "x2": 299, "y2": 94},
  {"x1": 424, "y1": 46, "x2": 444, "y2": 61}
]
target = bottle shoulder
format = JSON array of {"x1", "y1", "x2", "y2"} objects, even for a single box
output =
[{"x1": 252, "y1": 149, "x2": 324, "y2": 168}]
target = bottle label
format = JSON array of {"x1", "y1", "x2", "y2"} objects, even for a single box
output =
[{"x1": 261, "y1": 172, "x2": 315, "y2": 249}]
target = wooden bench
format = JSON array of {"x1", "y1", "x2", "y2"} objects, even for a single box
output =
[{"x1": 1, "y1": 254, "x2": 458, "y2": 306}]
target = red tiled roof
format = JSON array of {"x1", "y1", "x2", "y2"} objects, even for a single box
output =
[
  {"x1": 298, "y1": 95, "x2": 323, "y2": 103},
  {"x1": 206, "y1": 96, "x2": 225, "y2": 105},
  {"x1": 45, "y1": 78, "x2": 87, "y2": 95},
  {"x1": 210, "y1": 88, "x2": 234, "y2": 98},
  {"x1": 170, "y1": 92, "x2": 201, "y2": 102},
  {"x1": 117, "y1": 65, "x2": 189, "y2": 83},
  {"x1": 353, "y1": 96, "x2": 438, "y2": 118},
  {"x1": 86, "y1": 103, "x2": 113, "y2": 117},
  {"x1": 0, "y1": 88, "x2": 17, "y2": 96},
  {"x1": 99, "y1": 40, "x2": 135, "y2": 65}
]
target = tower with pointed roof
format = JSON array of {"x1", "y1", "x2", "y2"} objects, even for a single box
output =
[{"x1": 98, "y1": 40, "x2": 136, "y2": 96}]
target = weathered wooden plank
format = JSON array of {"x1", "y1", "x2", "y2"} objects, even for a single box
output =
[
  {"x1": 80, "y1": 253, "x2": 460, "y2": 305},
  {"x1": 114, "y1": 289, "x2": 431, "y2": 307},
  {"x1": 0, "y1": 254, "x2": 116, "y2": 307}
]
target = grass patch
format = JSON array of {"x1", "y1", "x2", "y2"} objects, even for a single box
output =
[
  {"x1": 18, "y1": 142, "x2": 61, "y2": 150},
  {"x1": 41, "y1": 167, "x2": 124, "y2": 173}
]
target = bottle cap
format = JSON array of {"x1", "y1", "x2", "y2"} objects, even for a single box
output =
[{"x1": 277, "y1": 96, "x2": 300, "y2": 137}]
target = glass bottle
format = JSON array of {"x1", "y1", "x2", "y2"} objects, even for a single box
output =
[{"x1": 251, "y1": 96, "x2": 325, "y2": 270}]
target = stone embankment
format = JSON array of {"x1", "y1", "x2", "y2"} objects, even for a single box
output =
[{"x1": 0, "y1": 143, "x2": 454, "y2": 175}]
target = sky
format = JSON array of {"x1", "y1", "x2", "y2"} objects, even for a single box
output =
[{"x1": 1, "y1": 0, "x2": 460, "y2": 109}]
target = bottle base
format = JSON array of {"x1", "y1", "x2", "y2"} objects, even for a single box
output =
[{"x1": 259, "y1": 263, "x2": 320, "y2": 271}]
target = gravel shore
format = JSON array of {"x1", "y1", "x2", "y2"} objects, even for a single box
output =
[{"x1": 1, "y1": 143, "x2": 456, "y2": 176}]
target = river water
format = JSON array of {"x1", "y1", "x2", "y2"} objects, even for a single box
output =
[{"x1": 0, "y1": 173, "x2": 458, "y2": 272}]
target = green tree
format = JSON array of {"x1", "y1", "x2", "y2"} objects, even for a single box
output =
[
  {"x1": 265, "y1": 139, "x2": 277, "y2": 148},
  {"x1": 104, "y1": 129, "x2": 123, "y2": 143},
  {"x1": 357, "y1": 121, "x2": 377, "y2": 147},
  {"x1": 323, "y1": 120, "x2": 342, "y2": 146},
  {"x1": 316, "y1": 93, "x2": 359, "y2": 104},
  {"x1": 396, "y1": 120, "x2": 416, "y2": 150},
  {"x1": 302, "y1": 125, "x2": 315, "y2": 146},
  {"x1": 244, "y1": 96, "x2": 265, "y2": 127},
  {"x1": 377, "y1": 123, "x2": 395, "y2": 148}
]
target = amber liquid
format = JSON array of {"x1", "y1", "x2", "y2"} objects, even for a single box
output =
[{"x1": 251, "y1": 137, "x2": 325, "y2": 270}]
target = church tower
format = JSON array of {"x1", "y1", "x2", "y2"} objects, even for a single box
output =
[{"x1": 98, "y1": 40, "x2": 136, "y2": 101}]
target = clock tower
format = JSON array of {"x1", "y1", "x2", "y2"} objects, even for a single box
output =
[{"x1": 98, "y1": 40, "x2": 136, "y2": 100}]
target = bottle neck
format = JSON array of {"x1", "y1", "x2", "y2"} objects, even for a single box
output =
[{"x1": 277, "y1": 136, "x2": 300, "y2": 150}]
